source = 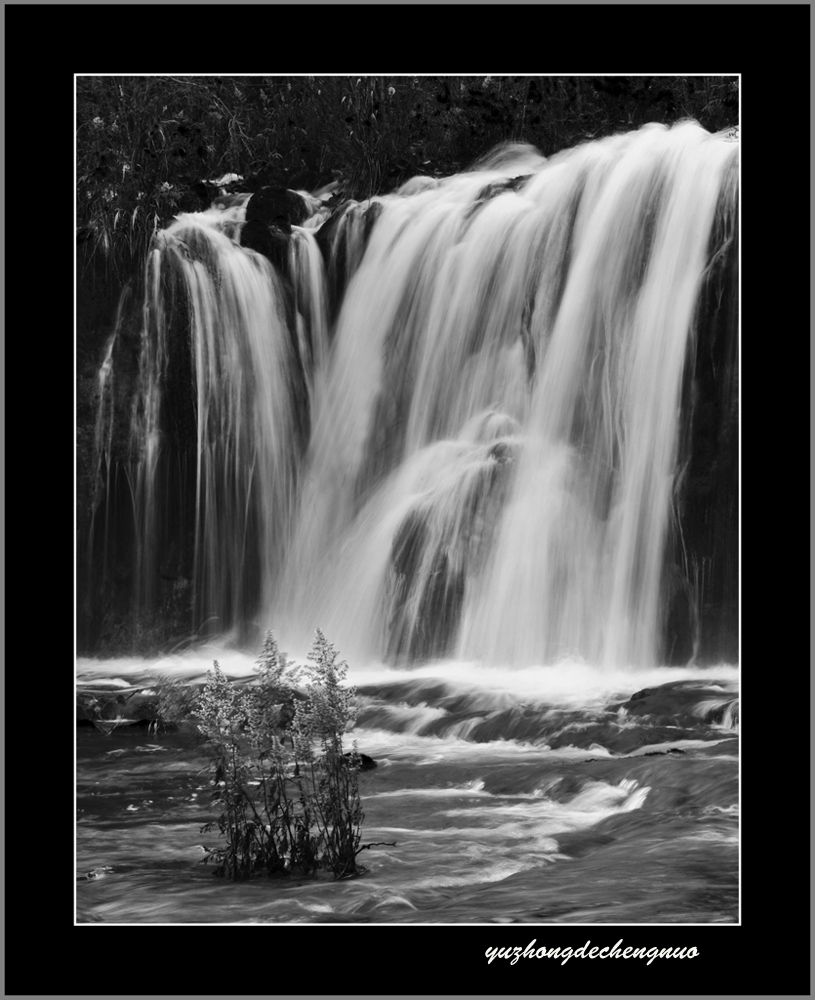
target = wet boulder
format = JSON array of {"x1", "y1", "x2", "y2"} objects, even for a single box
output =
[
  {"x1": 345, "y1": 751, "x2": 377, "y2": 771},
  {"x1": 476, "y1": 174, "x2": 531, "y2": 201},
  {"x1": 362, "y1": 199, "x2": 384, "y2": 238},
  {"x1": 612, "y1": 678, "x2": 738, "y2": 730},
  {"x1": 246, "y1": 187, "x2": 310, "y2": 228},
  {"x1": 241, "y1": 187, "x2": 315, "y2": 282},
  {"x1": 175, "y1": 181, "x2": 212, "y2": 214},
  {"x1": 122, "y1": 690, "x2": 161, "y2": 720},
  {"x1": 240, "y1": 218, "x2": 292, "y2": 275}
]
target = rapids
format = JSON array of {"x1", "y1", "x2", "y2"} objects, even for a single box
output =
[{"x1": 76, "y1": 654, "x2": 738, "y2": 924}]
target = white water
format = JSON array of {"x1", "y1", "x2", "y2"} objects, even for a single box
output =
[
  {"x1": 278, "y1": 122, "x2": 737, "y2": 668},
  {"x1": 80, "y1": 122, "x2": 739, "y2": 928},
  {"x1": 77, "y1": 648, "x2": 739, "y2": 924},
  {"x1": 76, "y1": 650, "x2": 738, "y2": 716},
  {"x1": 119, "y1": 210, "x2": 300, "y2": 629},
  {"x1": 90, "y1": 121, "x2": 738, "y2": 672}
]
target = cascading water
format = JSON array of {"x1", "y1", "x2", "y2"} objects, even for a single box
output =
[
  {"x1": 278, "y1": 123, "x2": 737, "y2": 668},
  {"x1": 139, "y1": 212, "x2": 300, "y2": 634},
  {"x1": 78, "y1": 119, "x2": 740, "y2": 926},
  {"x1": 86, "y1": 121, "x2": 738, "y2": 669}
]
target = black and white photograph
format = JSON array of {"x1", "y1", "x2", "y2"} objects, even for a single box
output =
[{"x1": 76, "y1": 74, "x2": 740, "y2": 929}]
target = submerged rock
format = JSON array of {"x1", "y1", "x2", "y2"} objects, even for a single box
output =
[
  {"x1": 613, "y1": 679, "x2": 739, "y2": 730},
  {"x1": 345, "y1": 752, "x2": 377, "y2": 771},
  {"x1": 475, "y1": 174, "x2": 531, "y2": 202}
]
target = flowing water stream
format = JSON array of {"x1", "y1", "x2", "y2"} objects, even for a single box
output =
[
  {"x1": 78, "y1": 121, "x2": 739, "y2": 924},
  {"x1": 76, "y1": 655, "x2": 738, "y2": 924}
]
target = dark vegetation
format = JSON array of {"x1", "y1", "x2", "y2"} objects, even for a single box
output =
[{"x1": 77, "y1": 75, "x2": 737, "y2": 286}]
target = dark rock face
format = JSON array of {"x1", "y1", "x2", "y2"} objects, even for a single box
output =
[
  {"x1": 314, "y1": 200, "x2": 385, "y2": 327},
  {"x1": 345, "y1": 751, "x2": 377, "y2": 771},
  {"x1": 246, "y1": 187, "x2": 310, "y2": 228},
  {"x1": 312, "y1": 208, "x2": 349, "y2": 325},
  {"x1": 387, "y1": 508, "x2": 466, "y2": 662},
  {"x1": 362, "y1": 199, "x2": 384, "y2": 238},
  {"x1": 240, "y1": 218, "x2": 292, "y2": 275},
  {"x1": 240, "y1": 187, "x2": 316, "y2": 283},
  {"x1": 240, "y1": 187, "x2": 315, "y2": 278},
  {"x1": 76, "y1": 687, "x2": 159, "y2": 722},
  {"x1": 612, "y1": 678, "x2": 738, "y2": 730},
  {"x1": 666, "y1": 159, "x2": 738, "y2": 665},
  {"x1": 475, "y1": 173, "x2": 531, "y2": 202},
  {"x1": 354, "y1": 674, "x2": 737, "y2": 754},
  {"x1": 175, "y1": 181, "x2": 212, "y2": 214},
  {"x1": 384, "y1": 450, "x2": 514, "y2": 663}
]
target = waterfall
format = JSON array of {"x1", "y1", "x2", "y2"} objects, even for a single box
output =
[{"x1": 86, "y1": 121, "x2": 738, "y2": 667}]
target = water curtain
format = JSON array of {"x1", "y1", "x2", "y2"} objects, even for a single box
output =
[{"x1": 88, "y1": 122, "x2": 738, "y2": 667}]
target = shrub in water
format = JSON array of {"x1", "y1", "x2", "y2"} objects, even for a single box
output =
[{"x1": 195, "y1": 629, "x2": 373, "y2": 879}]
